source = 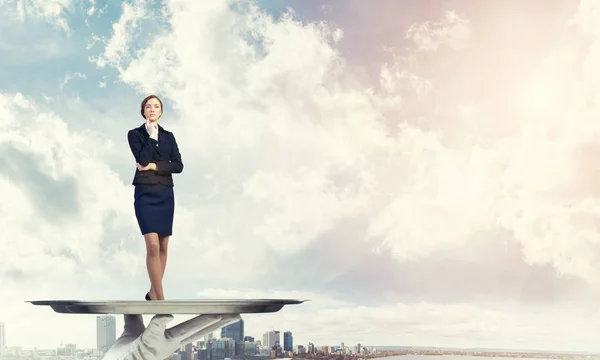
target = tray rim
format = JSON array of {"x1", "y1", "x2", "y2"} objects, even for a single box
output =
[
  {"x1": 26, "y1": 299, "x2": 307, "y2": 315},
  {"x1": 28, "y1": 299, "x2": 307, "y2": 305}
]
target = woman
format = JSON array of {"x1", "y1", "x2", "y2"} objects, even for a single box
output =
[{"x1": 127, "y1": 94, "x2": 184, "y2": 301}]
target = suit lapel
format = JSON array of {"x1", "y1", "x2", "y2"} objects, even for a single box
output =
[
  {"x1": 138, "y1": 123, "x2": 165, "y2": 156},
  {"x1": 155, "y1": 124, "x2": 166, "y2": 156}
]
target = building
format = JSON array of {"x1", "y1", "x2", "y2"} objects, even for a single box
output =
[
  {"x1": 0, "y1": 322, "x2": 5, "y2": 359},
  {"x1": 283, "y1": 331, "x2": 293, "y2": 352},
  {"x1": 211, "y1": 338, "x2": 235, "y2": 360},
  {"x1": 96, "y1": 315, "x2": 116, "y2": 353},
  {"x1": 182, "y1": 342, "x2": 193, "y2": 360},
  {"x1": 198, "y1": 339, "x2": 213, "y2": 360},
  {"x1": 57, "y1": 344, "x2": 76, "y2": 356},
  {"x1": 262, "y1": 330, "x2": 280, "y2": 348},
  {"x1": 197, "y1": 348, "x2": 209, "y2": 360},
  {"x1": 221, "y1": 319, "x2": 243, "y2": 342},
  {"x1": 243, "y1": 341, "x2": 258, "y2": 356}
]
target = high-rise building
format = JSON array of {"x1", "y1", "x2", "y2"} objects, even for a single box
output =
[
  {"x1": 211, "y1": 338, "x2": 235, "y2": 360},
  {"x1": 220, "y1": 319, "x2": 243, "y2": 342},
  {"x1": 0, "y1": 321, "x2": 5, "y2": 359},
  {"x1": 96, "y1": 315, "x2": 116, "y2": 353},
  {"x1": 283, "y1": 331, "x2": 293, "y2": 352},
  {"x1": 262, "y1": 330, "x2": 280, "y2": 348},
  {"x1": 198, "y1": 339, "x2": 214, "y2": 360},
  {"x1": 184, "y1": 342, "x2": 193, "y2": 360}
]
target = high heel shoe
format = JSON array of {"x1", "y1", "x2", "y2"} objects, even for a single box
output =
[{"x1": 145, "y1": 292, "x2": 152, "y2": 301}]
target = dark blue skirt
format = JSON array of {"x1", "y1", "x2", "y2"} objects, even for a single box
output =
[{"x1": 134, "y1": 184, "x2": 174, "y2": 236}]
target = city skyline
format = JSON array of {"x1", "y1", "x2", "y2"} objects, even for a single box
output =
[
  {"x1": 0, "y1": 317, "x2": 372, "y2": 355},
  {"x1": 8, "y1": 312, "x2": 600, "y2": 359}
]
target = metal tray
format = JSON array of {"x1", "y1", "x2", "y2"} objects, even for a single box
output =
[{"x1": 28, "y1": 299, "x2": 305, "y2": 315}]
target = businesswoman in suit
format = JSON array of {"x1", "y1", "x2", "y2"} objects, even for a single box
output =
[{"x1": 127, "y1": 94, "x2": 183, "y2": 301}]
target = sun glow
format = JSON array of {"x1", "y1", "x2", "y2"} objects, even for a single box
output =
[{"x1": 519, "y1": 79, "x2": 563, "y2": 115}]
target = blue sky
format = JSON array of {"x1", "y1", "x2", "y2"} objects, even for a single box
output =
[{"x1": 3, "y1": 0, "x2": 600, "y2": 354}]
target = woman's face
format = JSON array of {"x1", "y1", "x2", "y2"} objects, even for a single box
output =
[{"x1": 144, "y1": 97, "x2": 162, "y2": 121}]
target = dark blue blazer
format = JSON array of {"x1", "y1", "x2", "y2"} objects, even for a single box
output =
[{"x1": 127, "y1": 123, "x2": 183, "y2": 186}]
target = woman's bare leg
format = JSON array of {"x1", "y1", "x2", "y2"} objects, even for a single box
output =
[
  {"x1": 144, "y1": 233, "x2": 164, "y2": 300},
  {"x1": 147, "y1": 235, "x2": 170, "y2": 299},
  {"x1": 159, "y1": 235, "x2": 169, "y2": 280}
]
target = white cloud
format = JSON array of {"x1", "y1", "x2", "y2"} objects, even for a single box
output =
[
  {"x1": 59, "y1": 72, "x2": 87, "y2": 89},
  {"x1": 86, "y1": 0, "x2": 600, "y2": 287},
  {"x1": 91, "y1": 0, "x2": 150, "y2": 70},
  {"x1": 87, "y1": 0, "x2": 96, "y2": 16},
  {"x1": 0, "y1": 92, "x2": 135, "y2": 271},
  {"x1": 1, "y1": 0, "x2": 74, "y2": 32},
  {"x1": 405, "y1": 11, "x2": 471, "y2": 52}
]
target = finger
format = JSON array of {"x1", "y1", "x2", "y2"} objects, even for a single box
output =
[
  {"x1": 148, "y1": 314, "x2": 174, "y2": 331},
  {"x1": 142, "y1": 314, "x2": 174, "y2": 344},
  {"x1": 178, "y1": 315, "x2": 242, "y2": 345},
  {"x1": 164, "y1": 314, "x2": 223, "y2": 341}
]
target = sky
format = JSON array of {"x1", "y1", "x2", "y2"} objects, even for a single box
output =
[{"x1": 4, "y1": 0, "x2": 600, "y2": 353}]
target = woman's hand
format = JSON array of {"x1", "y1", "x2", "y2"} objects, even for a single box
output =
[
  {"x1": 136, "y1": 162, "x2": 157, "y2": 171},
  {"x1": 145, "y1": 118, "x2": 158, "y2": 139}
]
